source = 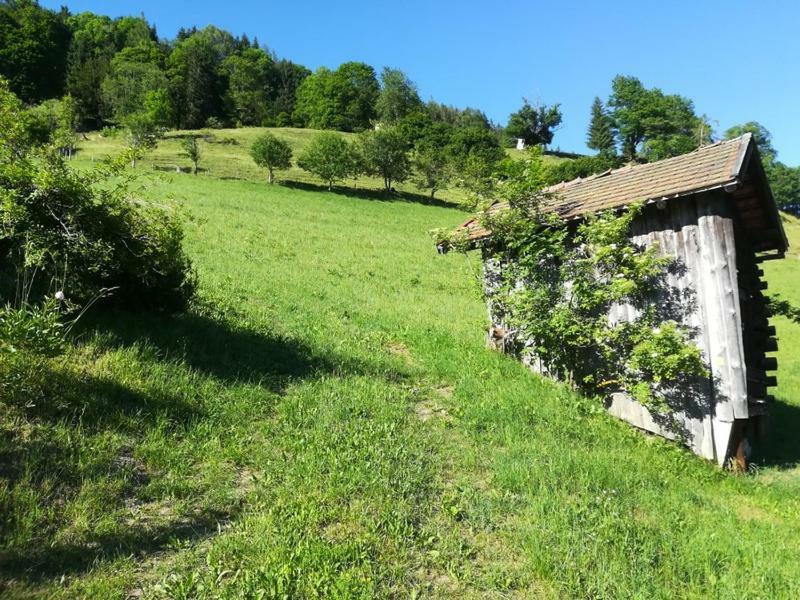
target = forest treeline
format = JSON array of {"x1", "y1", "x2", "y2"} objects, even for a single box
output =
[{"x1": 0, "y1": 0, "x2": 797, "y2": 208}]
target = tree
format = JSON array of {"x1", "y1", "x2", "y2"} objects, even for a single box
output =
[
  {"x1": 586, "y1": 97, "x2": 616, "y2": 156},
  {"x1": 52, "y1": 94, "x2": 78, "y2": 158},
  {"x1": 265, "y1": 59, "x2": 310, "y2": 125},
  {"x1": 167, "y1": 27, "x2": 232, "y2": 129},
  {"x1": 409, "y1": 120, "x2": 453, "y2": 198},
  {"x1": 22, "y1": 95, "x2": 78, "y2": 154},
  {"x1": 412, "y1": 145, "x2": 450, "y2": 199},
  {"x1": 444, "y1": 125, "x2": 505, "y2": 192},
  {"x1": 122, "y1": 111, "x2": 161, "y2": 167},
  {"x1": 65, "y1": 13, "x2": 157, "y2": 128},
  {"x1": 607, "y1": 75, "x2": 707, "y2": 162},
  {"x1": 181, "y1": 135, "x2": 202, "y2": 174},
  {"x1": 102, "y1": 42, "x2": 169, "y2": 122},
  {"x1": 376, "y1": 67, "x2": 422, "y2": 124},
  {"x1": 250, "y1": 133, "x2": 292, "y2": 183},
  {"x1": 0, "y1": 0, "x2": 70, "y2": 103},
  {"x1": 725, "y1": 122, "x2": 800, "y2": 212},
  {"x1": 223, "y1": 47, "x2": 273, "y2": 126},
  {"x1": 359, "y1": 127, "x2": 411, "y2": 193},
  {"x1": 505, "y1": 100, "x2": 562, "y2": 147},
  {"x1": 426, "y1": 100, "x2": 492, "y2": 130},
  {"x1": 293, "y1": 62, "x2": 379, "y2": 132},
  {"x1": 297, "y1": 131, "x2": 354, "y2": 190},
  {"x1": 724, "y1": 122, "x2": 776, "y2": 163}
]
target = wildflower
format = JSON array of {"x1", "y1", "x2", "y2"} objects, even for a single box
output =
[{"x1": 55, "y1": 291, "x2": 65, "y2": 301}]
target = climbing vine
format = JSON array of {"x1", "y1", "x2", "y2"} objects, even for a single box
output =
[{"x1": 438, "y1": 151, "x2": 707, "y2": 409}]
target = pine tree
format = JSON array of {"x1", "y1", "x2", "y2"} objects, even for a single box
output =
[{"x1": 587, "y1": 97, "x2": 616, "y2": 155}]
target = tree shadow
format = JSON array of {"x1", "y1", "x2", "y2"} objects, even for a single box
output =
[
  {"x1": 280, "y1": 179, "x2": 463, "y2": 209},
  {"x1": 83, "y1": 307, "x2": 382, "y2": 392},
  {"x1": 1, "y1": 307, "x2": 401, "y2": 585},
  {"x1": 0, "y1": 371, "x2": 200, "y2": 489},
  {"x1": 767, "y1": 294, "x2": 800, "y2": 325},
  {"x1": 0, "y1": 505, "x2": 240, "y2": 583}
]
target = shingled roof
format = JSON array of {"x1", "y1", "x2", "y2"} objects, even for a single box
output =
[{"x1": 456, "y1": 133, "x2": 787, "y2": 253}]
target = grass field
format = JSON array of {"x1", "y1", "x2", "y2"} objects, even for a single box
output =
[
  {"x1": 1, "y1": 131, "x2": 799, "y2": 598},
  {"x1": 77, "y1": 126, "x2": 564, "y2": 200}
]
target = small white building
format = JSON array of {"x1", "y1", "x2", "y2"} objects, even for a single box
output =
[{"x1": 516, "y1": 138, "x2": 526, "y2": 151}]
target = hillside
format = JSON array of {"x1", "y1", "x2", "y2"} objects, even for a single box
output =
[
  {"x1": 78, "y1": 127, "x2": 566, "y2": 201},
  {"x1": 2, "y1": 139, "x2": 799, "y2": 598}
]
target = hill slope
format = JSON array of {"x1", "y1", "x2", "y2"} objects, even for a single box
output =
[{"x1": 2, "y1": 150, "x2": 800, "y2": 598}]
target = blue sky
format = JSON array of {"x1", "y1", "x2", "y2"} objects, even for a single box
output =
[{"x1": 42, "y1": 0, "x2": 800, "y2": 165}]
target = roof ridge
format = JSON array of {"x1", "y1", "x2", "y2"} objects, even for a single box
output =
[{"x1": 546, "y1": 134, "x2": 751, "y2": 190}]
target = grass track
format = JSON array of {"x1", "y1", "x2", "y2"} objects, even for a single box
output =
[{"x1": 1, "y1": 137, "x2": 799, "y2": 598}]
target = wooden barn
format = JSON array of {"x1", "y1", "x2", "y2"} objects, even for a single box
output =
[{"x1": 447, "y1": 134, "x2": 787, "y2": 467}]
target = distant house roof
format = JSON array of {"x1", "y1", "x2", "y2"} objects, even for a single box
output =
[{"x1": 456, "y1": 134, "x2": 787, "y2": 253}]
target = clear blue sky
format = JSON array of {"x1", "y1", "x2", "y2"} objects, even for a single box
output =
[{"x1": 42, "y1": 0, "x2": 800, "y2": 165}]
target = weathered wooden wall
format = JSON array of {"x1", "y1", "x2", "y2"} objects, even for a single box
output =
[{"x1": 484, "y1": 191, "x2": 764, "y2": 466}]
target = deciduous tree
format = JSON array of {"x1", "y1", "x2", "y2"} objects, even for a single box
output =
[
  {"x1": 224, "y1": 47, "x2": 273, "y2": 126},
  {"x1": 725, "y1": 122, "x2": 800, "y2": 212},
  {"x1": 505, "y1": 100, "x2": 562, "y2": 147},
  {"x1": 293, "y1": 62, "x2": 378, "y2": 132},
  {"x1": 0, "y1": 0, "x2": 70, "y2": 103},
  {"x1": 358, "y1": 127, "x2": 410, "y2": 193},
  {"x1": 297, "y1": 131, "x2": 354, "y2": 190},
  {"x1": 250, "y1": 133, "x2": 293, "y2": 183},
  {"x1": 376, "y1": 67, "x2": 422, "y2": 124},
  {"x1": 607, "y1": 75, "x2": 707, "y2": 162}
]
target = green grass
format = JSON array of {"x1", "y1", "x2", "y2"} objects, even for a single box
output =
[
  {"x1": 2, "y1": 137, "x2": 800, "y2": 598},
  {"x1": 77, "y1": 126, "x2": 466, "y2": 202}
]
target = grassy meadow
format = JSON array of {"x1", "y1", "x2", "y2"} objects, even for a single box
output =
[{"x1": 1, "y1": 130, "x2": 799, "y2": 598}]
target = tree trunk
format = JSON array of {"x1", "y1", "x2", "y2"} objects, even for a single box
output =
[
  {"x1": 268, "y1": 168, "x2": 274, "y2": 184},
  {"x1": 328, "y1": 180, "x2": 332, "y2": 191},
  {"x1": 430, "y1": 188, "x2": 436, "y2": 199},
  {"x1": 131, "y1": 157, "x2": 136, "y2": 168}
]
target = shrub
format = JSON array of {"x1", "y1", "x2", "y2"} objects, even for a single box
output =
[
  {"x1": 181, "y1": 135, "x2": 202, "y2": 174},
  {"x1": 250, "y1": 133, "x2": 292, "y2": 183},
  {"x1": 0, "y1": 299, "x2": 65, "y2": 405},
  {"x1": 297, "y1": 131, "x2": 356, "y2": 190},
  {"x1": 0, "y1": 79, "x2": 195, "y2": 311},
  {"x1": 545, "y1": 154, "x2": 621, "y2": 185},
  {"x1": 122, "y1": 111, "x2": 162, "y2": 167},
  {"x1": 205, "y1": 116, "x2": 224, "y2": 129}
]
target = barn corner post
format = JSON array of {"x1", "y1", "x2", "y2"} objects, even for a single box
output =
[{"x1": 443, "y1": 134, "x2": 788, "y2": 468}]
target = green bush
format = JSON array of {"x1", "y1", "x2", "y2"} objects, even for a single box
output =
[
  {"x1": 0, "y1": 78, "x2": 196, "y2": 311},
  {"x1": 0, "y1": 300, "x2": 65, "y2": 405},
  {"x1": 545, "y1": 154, "x2": 621, "y2": 185}
]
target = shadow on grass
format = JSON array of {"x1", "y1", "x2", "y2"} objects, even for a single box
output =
[
  {"x1": 767, "y1": 294, "x2": 800, "y2": 325},
  {"x1": 0, "y1": 307, "x2": 402, "y2": 584},
  {"x1": 0, "y1": 506, "x2": 240, "y2": 583},
  {"x1": 753, "y1": 396, "x2": 800, "y2": 468},
  {"x1": 280, "y1": 179, "x2": 463, "y2": 209},
  {"x1": 85, "y1": 307, "x2": 383, "y2": 391}
]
